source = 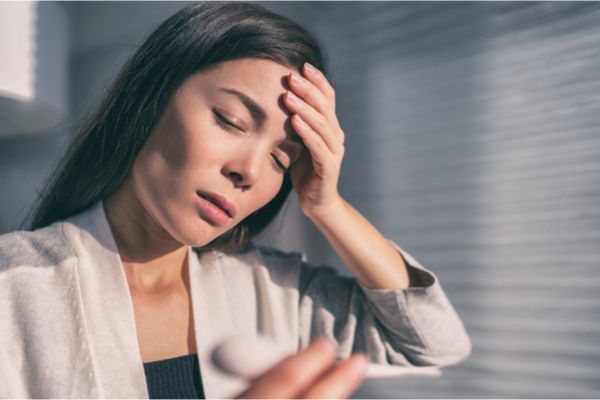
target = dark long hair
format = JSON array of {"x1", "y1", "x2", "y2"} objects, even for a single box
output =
[{"x1": 29, "y1": 1, "x2": 328, "y2": 253}]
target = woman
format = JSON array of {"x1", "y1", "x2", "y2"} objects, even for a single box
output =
[{"x1": 0, "y1": 2, "x2": 471, "y2": 398}]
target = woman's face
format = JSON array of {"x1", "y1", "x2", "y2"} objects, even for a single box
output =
[{"x1": 130, "y1": 58, "x2": 304, "y2": 247}]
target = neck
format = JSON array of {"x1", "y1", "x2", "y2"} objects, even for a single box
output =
[{"x1": 103, "y1": 182, "x2": 188, "y2": 293}]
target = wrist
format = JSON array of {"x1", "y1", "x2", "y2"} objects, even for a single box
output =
[{"x1": 304, "y1": 194, "x2": 346, "y2": 224}]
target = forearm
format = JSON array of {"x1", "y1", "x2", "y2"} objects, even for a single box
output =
[{"x1": 308, "y1": 196, "x2": 418, "y2": 290}]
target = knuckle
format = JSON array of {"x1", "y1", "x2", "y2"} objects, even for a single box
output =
[
  {"x1": 316, "y1": 116, "x2": 327, "y2": 131},
  {"x1": 317, "y1": 97, "x2": 328, "y2": 112}
]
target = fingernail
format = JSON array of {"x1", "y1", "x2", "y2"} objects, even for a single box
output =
[
  {"x1": 287, "y1": 91, "x2": 299, "y2": 103},
  {"x1": 291, "y1": 73, "x2": 304, "y2": 86},
  {"x1": 305, "y1": 62, "x2": 318, "y2": 76}
]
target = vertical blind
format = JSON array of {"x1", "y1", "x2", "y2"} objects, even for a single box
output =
[{"x1": 259, "y1": 2, "x2": 600, "y2": 397}]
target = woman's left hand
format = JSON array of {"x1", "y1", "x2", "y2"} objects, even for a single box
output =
[{"x1": 284, "y1": 62, "x2": 345, "y2": 219}]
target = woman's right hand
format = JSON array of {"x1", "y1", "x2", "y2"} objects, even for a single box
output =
[{"x1": 235, "y1": 337, "x2": 369, "y2": 399}]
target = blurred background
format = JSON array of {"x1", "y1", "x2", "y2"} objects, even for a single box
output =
[{"x1": 1, "y1": 1, "x2": 599, "y2": 398}]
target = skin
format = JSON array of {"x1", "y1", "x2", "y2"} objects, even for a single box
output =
[
  {"x1": 235, "y1": 337, "x2": 369, "y2": 399},
  {"x1": 104, "y1": 57, "x2": 421, "y2": 396}
]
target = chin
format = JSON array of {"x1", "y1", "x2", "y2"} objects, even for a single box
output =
[
  {"x1": 179, "y1": 229, "x2": 216, "y2": 248},
  {"x1": 177, "y1": 221, "x2": 231, "y2": 248}
]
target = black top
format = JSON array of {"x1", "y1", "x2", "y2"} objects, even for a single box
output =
[{"x1": 143, "y1": 353, "x2": 205, "y2": 399}]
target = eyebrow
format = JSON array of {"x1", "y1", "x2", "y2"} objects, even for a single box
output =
[
  {"x1": 218, "y1": 87, "x2": 303, "y2": 146},
  {"x1": 218, "y1": 87, "x2": 267, "y2": 131}
]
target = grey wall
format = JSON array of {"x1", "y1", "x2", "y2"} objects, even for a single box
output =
[
  {"x1": 1, "y1": 2, "x2": 599, "y2": 397},
  {"x1": 0, "y1": 1, "x2": 70, "y2": 233},
  {"x1": 0, "y1": 128, "x2": 69, "y2": 232},
  {"x1": 339, "y1": 2, "x2": 600, "y2": 398}
]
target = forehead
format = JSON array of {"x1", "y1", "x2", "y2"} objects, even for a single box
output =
[
  {"x1": 184, "y1": 58, "x2": 301, "y2": 139},
  {"x1": 193, "y1": 59, "x2": 297, "y2": 106},
  {"x1": 202, "y1": 58, "x2": 296, "y2": 89}
]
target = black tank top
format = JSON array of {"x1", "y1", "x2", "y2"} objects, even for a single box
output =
[{"x1": 143, "y1": 353, "x2": 205, "y2": 399}]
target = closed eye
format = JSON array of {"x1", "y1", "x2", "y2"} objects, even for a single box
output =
[
  {"x1": 213, "y1": 108, "x2": 289, "y2": 173},
  {"x1": 272, "y1": 155, "x2": 288, "y2": 172},
  {"x1": 212, "y1": 109, "x2": 241, "y2": 132}
]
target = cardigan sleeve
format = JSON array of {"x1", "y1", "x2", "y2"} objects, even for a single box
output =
[{"x1": 296, "y1": 240, "x2": 472, "y2": 367}]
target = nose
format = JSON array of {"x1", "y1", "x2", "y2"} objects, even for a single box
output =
[{"x1": 222, "y1": 149, "x2": 262, "y2": 189}]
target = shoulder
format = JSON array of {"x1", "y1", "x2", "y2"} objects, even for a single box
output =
[
  {"x1": 245, "y1": 242, "x2": 340, "y2": 278},
  {"x1": 227, "y1": 243, "x2": 306, "y2": 285},
  {"x1": 0, "y1": 222, "x2": 75, "y2": 273},
  {"x1": 192, "y1": 242, "x2": 304, "y2": 270},
  {"x1": 247, "y1": 243, "x2": 345, "y2": 292},
  {"x1": 250, "y1": 242, "x2": 305, "y2": 265}
]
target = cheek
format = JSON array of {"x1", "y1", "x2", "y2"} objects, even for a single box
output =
[
  {"x1": 130, "y1": 129, "x2": 199, "y2": 212},
  {"x1": 142, "y1": 120, "x2": 213, "y2": 187},
  {"x1": 138, "y1": 113, "x2": 189, "y2": 178},
  {"x1": 131, "y1": 149, "x2": 179, "y2": 210},
  {"x1": 158, "y1": 120, "x2": 203, "y2": 174},
  {"x1": 138, "y1": 142, "x2": 185, "y2": 189},
  {"x1": 246, "y1": 177, "x2": 285, "y2": 216}
]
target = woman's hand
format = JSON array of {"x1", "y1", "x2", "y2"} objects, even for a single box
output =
[
  {"x1": 284, "y1": 62, "x2": 346, "y2": 219},
  {"x1": 282, "y1": 64, "x2": 412, "y2": 291},
  {"x1": 235, "y1": 337, "x2": 368, "y2": 399}
]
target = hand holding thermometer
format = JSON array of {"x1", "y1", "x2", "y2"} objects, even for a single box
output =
[{"x1": 211, "y1": 335, "x2": 442, "y2": 381}]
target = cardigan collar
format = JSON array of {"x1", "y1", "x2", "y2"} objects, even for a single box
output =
[{"x1": 63, "y1": 201, "x2": 249, "y2": 398}]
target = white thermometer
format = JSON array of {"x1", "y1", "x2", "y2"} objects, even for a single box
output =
[{"x1": 211, "y1": 335, "x2": 441, "y2": 380}]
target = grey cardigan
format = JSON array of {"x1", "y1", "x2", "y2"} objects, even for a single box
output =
[{"x1": 0, "y1": 202, "x2": 471, "y2": 398}]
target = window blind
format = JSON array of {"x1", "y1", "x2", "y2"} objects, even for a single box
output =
[{"x1": 259, "y1": 2, "x2": 600, "y2": 397}]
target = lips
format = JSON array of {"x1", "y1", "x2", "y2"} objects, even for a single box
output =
[{"x1": 196, "y1": 190, "x2": 237, "y2": 219}]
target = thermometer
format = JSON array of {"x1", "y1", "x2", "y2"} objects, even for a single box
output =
[{"x1": 211, "y1": 335, "x2": 441, "y2": 380}]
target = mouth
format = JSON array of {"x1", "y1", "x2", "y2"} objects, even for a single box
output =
[{"x1": 196, "y1": 190, "x2": 237, "y2": 219}]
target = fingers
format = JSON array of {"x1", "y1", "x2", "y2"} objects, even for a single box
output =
[
  {"x1": 302, "y1": 62, "x2": 336, "y2": 111},
  {"x1": 285, "y1": 64, "x2": 345, "y2": 153},
  {"x1": 290, "y1": 115, "x2": 332, "y2": 177},
  {"x1": 235, "y1": 337, "x2": 339, "y2": 399},
  {"x1": 300, "y1": 62, "x2": 344, "y2": 144},
  {"x1": 289, "y1": 72, "x2": 332, "y2": 116},
  {"x1": 299, "y1": 353, "x2": 369, "y2": 399},
  {"x1": 285, "y1": 90, "x2": 343, "y2": 155}
]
